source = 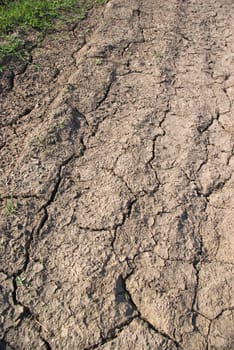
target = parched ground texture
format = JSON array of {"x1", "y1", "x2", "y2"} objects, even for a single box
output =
[{"x1": 0, "y1": 0, "x2": 234, "y2": 349}]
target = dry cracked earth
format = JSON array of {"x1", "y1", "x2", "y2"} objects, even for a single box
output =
[{"x1": 0, "y1": 0, "x2": 234, "y2": 349}]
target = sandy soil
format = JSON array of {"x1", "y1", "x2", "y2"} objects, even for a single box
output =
[{"x1": 0, "y1": 0, "x2": 234, "y2": 349}]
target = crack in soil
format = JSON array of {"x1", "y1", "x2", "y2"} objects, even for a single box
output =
[
  {"x1": 123, "y1": 273, "x2": 181, "y2": 349},
  {"x1": 10, "y1": 155, "x2": 76, "y2": 330},
  {"x1": 0, "y1": 335, "x2": 17, "y2": 350},
  {"x1": 91, "y1": 69, "x2": 116, "y2": 112},
  {"x1": 40, "y1": 336, "x2": 52, "y2": 350},
  {"x1": 39, "y1": 155, "x2": 75, "y2": 212},
  {"x1": 101, "y1": 197, "x2": 138, "y2": 275},
  {"x1": 84, "y1": 317, "x2": 137, "y2": 350},
  {"x1": 7, "y1": 156, "x2": 78, "y2": 348},
  {"x1": 86, "y1": 270, "x2": 182, "y2": 350},
  {"x1": 71, "y1": 40, "x2": 86, "y2": 70}
]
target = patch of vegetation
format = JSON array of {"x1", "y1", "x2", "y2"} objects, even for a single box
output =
[
  {"x1": 0, "y1": 0, "x2": 109, "y2": 70},
  {"x1": 5, "y1": 197, "x2": 16, "y2": 215},
  {"x1": 95, "y1": 58, "x2": 102, "y2": 65},
  {"x1": 0, "y1": 36, "x2": 27, "y2": 64},
  {"x1": 0, "y1": 0, "x2": 81, "y2": 34},
  {"x1": 15, "y1": 276, "x2": 25, "y2": 287}
]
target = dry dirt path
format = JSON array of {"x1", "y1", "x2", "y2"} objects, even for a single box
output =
[{"x1": 0, "y1": 0, "x2": 234, "y2": 349}]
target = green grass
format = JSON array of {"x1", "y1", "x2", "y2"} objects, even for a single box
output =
[
  {"x1": 5, "y1": 197, "x2": 16, "y2": 215},
  {"x1": 0, "y1": 36, "x2": 27, "y2": 64},
  {"x1": 95, "y1": 58, "x2": 102, "y2": 65},
  {"x1": 0, "y1": 0, "x2": 108, "y2": 69},
  {"x1": 15, "y1": 276, "x2": 25, "y2": 287},
  {"x1": 0, "y1": 0, "x2": 81, "y2": 34}
]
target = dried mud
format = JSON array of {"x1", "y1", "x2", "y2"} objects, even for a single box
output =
[{"x1": 0, "y1": 0, "x2": 234, "y2": 349}]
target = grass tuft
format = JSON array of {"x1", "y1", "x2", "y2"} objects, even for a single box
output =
[
  {"x1": 5, "y1": 197, "x2": 16, "y2": 215},
  {"x1": 0, "y1": 0, "x2": 109, "y2": 70},
  {"x1": 0, "y1": 0, "x2": 79, "y2": 34}
]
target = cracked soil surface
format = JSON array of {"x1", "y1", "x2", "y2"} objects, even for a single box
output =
[{"x1": 0, "y1": 0, "x2": 234, "y2": 349}]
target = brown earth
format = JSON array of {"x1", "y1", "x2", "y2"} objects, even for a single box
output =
[{"x1": 0, "y1": 0, "x2": 234, "y2": 349}]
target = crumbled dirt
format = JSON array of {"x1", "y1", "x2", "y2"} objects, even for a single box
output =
[{"x1": 0, "y1": 0, "x2": 234, "y2": 349}]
